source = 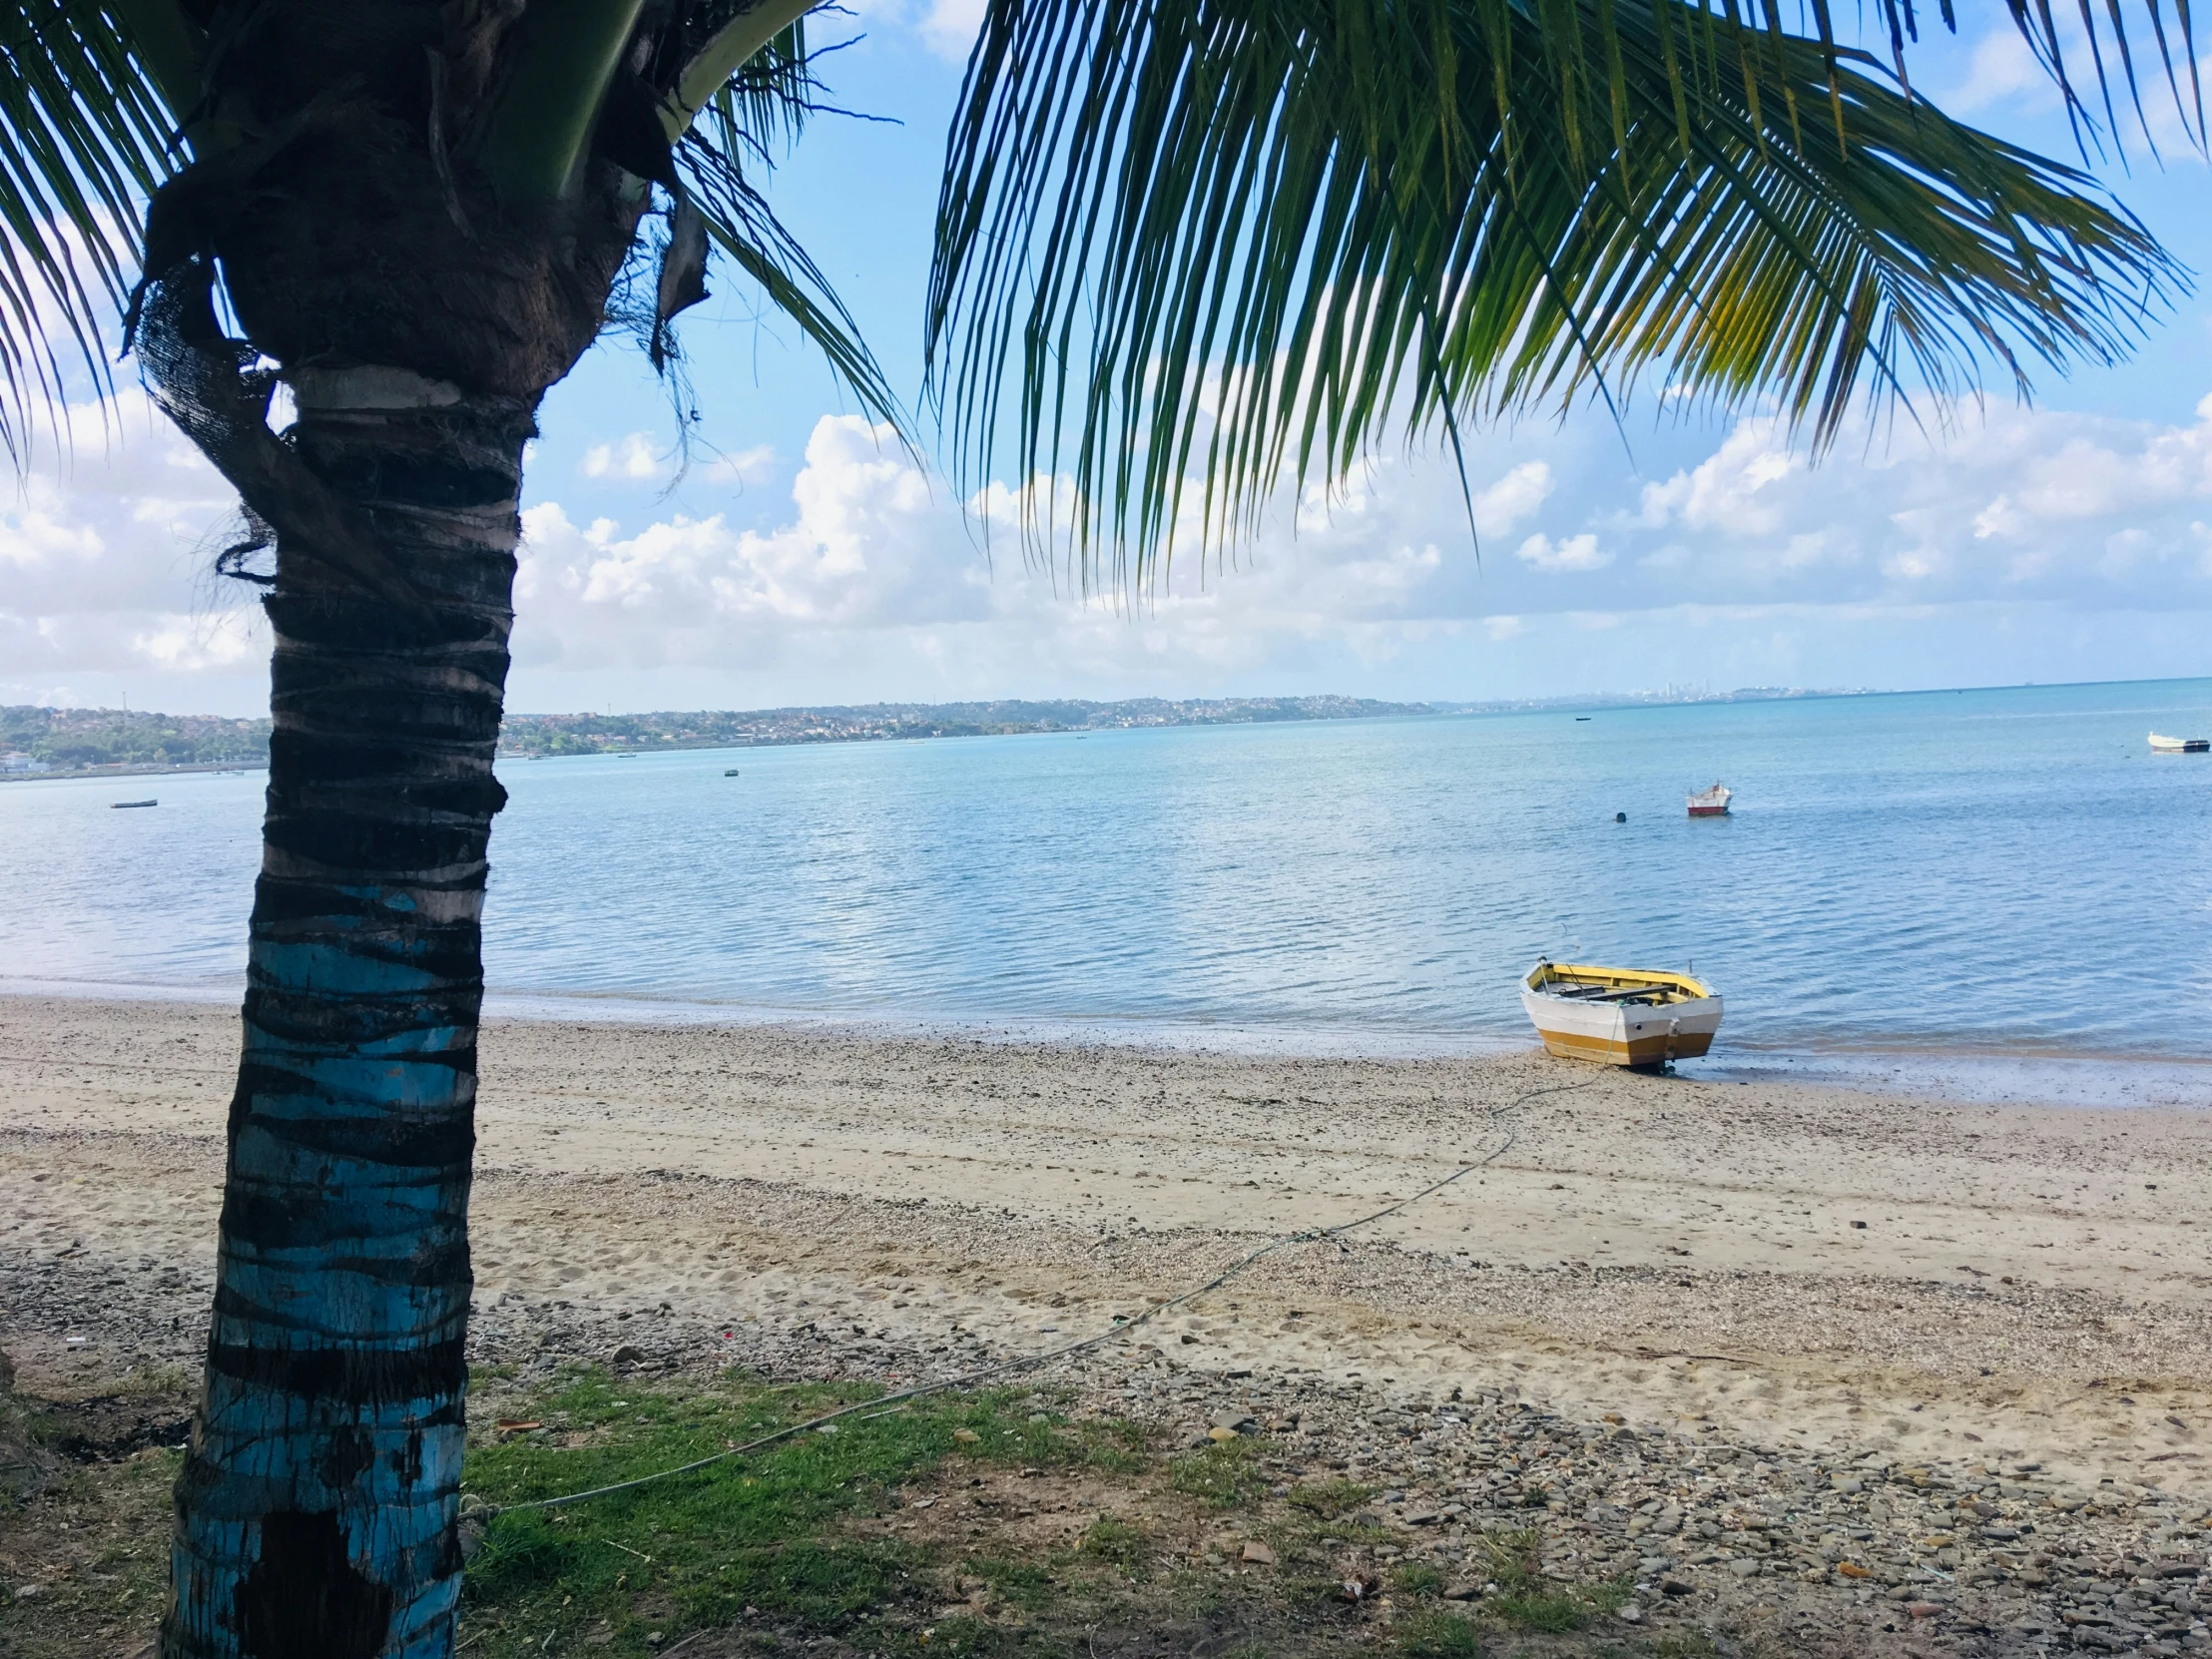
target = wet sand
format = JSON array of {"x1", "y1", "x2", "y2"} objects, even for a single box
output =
[{"x1": 4, "y1": 995, "x2": 2210, "y2": 1499}]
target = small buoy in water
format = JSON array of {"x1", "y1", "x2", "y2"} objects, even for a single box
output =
[{"x1": 1614, "y1": 812, "x2": 1627, "y2": 823}]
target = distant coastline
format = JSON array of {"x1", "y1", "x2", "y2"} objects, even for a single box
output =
[
  {"x1": 492, "y1": 686, "x2": 1872, "y2": 757},
  {"x1": 3, "y1": 685, "x2": 1873, "y2": 777}
]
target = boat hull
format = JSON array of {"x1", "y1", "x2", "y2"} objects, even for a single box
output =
[
  {"x1": 1520, "y1": 979, "x2": 1723, "y2": 1068},
  {"x1": 1686, "y1": 805, "x2": 1730, "y2": 817}
]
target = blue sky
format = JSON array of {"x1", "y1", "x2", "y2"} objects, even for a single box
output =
[{"x1": 4, "y1": 4, "x2": 2210, "y2": 717}]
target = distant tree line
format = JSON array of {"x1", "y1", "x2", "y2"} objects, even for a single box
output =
[
  {"x1": 5, "y1": 686, "x2": 1863, "y2": 774},
  {"x1": 0, "y1": 706, "x2": 273, "y2": 773},
  {"x1": 495, "y1": 697, "x2": 1432, "y2": 754}
]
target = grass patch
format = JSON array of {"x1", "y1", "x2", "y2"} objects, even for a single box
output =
[
  {"x1": 456, "y1": 1369, "x2": 1170, "y2": 1657},
  {"x1": 1285, "y1": 1478, "x2": 1373, "y2": 1519},
  {"x1": 1469, "y1": 1530, "x2": 1628, "y2": 1635},
  {"x1": 1396, "y1": 1607, "x2": 1484, "y2": 1656},
  {"x1": 1487, "y1": 1585, "x2": 1599, "y2": 1634},
  {"x1": 961, "y1": 1554, "x2": 1053, "y2": 1613},
  {"x1": 942, "y1": 1394, "x2": 1149, "y2": 1474},
  {"x1": 1167, "y1": 1436, "x2": 1271, "y2": 1510},
  {"x1": 460, "y1": 1370, "x2": 980, "y2": 1654},
  {"x1": 1389, "y1": 1561, "x2": 1444, "y2": 1599},
  {"x1": 1077, "y1": 1513, "x2": 1148, "y2": 1571}
]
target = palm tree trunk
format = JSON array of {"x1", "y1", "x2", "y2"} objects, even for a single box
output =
[{"x1": 164, "y1": 375, "x2": 533, "y2": 1659}]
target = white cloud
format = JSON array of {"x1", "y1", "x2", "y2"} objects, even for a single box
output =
[
  {"x1": 129, "y1": 609, "x2": 264, "y2": 671},
  {"x1": 579, "y1": 432, "x2": 673, "y2": 481},
  {"x1": 919, "y1": 0, "x2": 986, "y2": 59},
  {"x1": 1515, "y1": 531, "x2": 1610, "y2": 572},
  {"x1": 1942, "y1": 28, "x2": 2054, "y2": 114},
  {"x1": 1471, "y1": 461, "x2": 1552, "y2": 537},
  {"x1": 513, "y1": 415, "x2": 987, "y2": 669},
  {"x1": 0, "y1": 389, "x2": 264, "y2": 702},
  {"x1": 703, "y1": 443, "x2": 778, "y2": 484},
  {"x1": 1637, "y1": 420, "x2": 1801, "y2": 532},
  {"x1": 15, "y1": 381, "x2": 2212, "y2": 716}
]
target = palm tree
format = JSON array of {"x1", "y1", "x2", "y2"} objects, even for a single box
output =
[{"x1": 1, "y1": 0, "x2": 2192, "y2": 1652}]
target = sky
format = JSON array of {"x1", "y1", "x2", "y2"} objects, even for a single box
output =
[{"x1": 4, "y1": 7, "x2": 2212, "y2": 718}]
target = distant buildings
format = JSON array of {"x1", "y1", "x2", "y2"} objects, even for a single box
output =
[{"x1": 493, "y1": 697, "x2": 1432, "y2": 756}]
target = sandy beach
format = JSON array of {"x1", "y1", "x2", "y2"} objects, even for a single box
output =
[{"x1": 6, "y1": 995, "x2": 2209, "y2": 1500}]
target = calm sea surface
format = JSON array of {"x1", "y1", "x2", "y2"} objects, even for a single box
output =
[{"x1": 6, "y1": 680, "x2": 2211, "y2": 1082}]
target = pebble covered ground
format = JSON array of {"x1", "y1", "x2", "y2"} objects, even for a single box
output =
[
  {"x1": 8, "y1": 1234, "x2": 2210, "y2": 1656},
  {"x1": 6, "y1": 1001, "x2": 2211, "y2": 1654}
]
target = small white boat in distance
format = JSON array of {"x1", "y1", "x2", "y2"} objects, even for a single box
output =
[
  {"x1": 1522, "y1": 960, "x2": 1723, "y2": 1068},
  {"x1": 2149, "y1": 732, "x2": 2209, "y2": 754},
  {"x1": 1687, "y1": 783, "x2": 1733, "y2": 817}
]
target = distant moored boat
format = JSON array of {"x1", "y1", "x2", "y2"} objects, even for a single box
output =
[
  {"x1": 1521, "y1": 960, "x2": 1723, "y2": 1068},
  {"x1": 1687, "y1": 783, "x2": 1733, "y2": 817},
  {"x1": 2148, "y1": 732, "x2": 2208, "y2": 754},
  {"x1": 111, "y1": 799, "x2": 158, "y2": 809}
]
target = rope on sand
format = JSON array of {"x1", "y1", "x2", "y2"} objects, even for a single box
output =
[{"x1": 465, "y1": 1075, "x2": 1594, "y2": 1522}]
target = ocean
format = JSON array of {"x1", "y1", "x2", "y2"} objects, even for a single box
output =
[{"x1": 6, "y1": 679, "x2": 2210, "y2": 1096}]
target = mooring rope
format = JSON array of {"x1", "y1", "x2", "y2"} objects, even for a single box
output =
[{"x1": 465, "y1": 1075, "x2": 1593, "y2": 1521}]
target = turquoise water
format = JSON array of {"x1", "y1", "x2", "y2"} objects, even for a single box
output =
[{"x1": 5, "y1": 679, "x2": 2210, "y2": 1071}]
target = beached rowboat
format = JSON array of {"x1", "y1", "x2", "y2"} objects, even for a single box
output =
[
  {"x1": 1521, "y1": 960, "x2": 1723, "y2": 1068},
  {"x1": 2148, "y1": 732, "x2": 2209, "y2": 754}
]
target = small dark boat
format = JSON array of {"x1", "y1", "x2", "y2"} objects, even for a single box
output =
[
  {"x1": 725, "y1": 769, "x2": 741, "y2": 777},
  {"x1": 111, "y1": 799, "x2": 158, "y2": 810}
]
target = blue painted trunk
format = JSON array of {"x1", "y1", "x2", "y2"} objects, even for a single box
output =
[{"x1": 163, "y1": 378, "x2": 532, "y2": 1658}]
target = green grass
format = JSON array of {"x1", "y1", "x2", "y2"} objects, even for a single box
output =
[
  {"x1": 1469, "y1": 1530, "x2": 1630, "y2": 1634},
  {"x1": 1167, "y1": 1436, "x2": 1272, "y2": 1509},
  {"x1": 1389, "y1": 1562, "x2": 1444, "y2": 1598},
  {"x1": 1076, "y1": 1513, "x2": 1149, "y2": 1571},
  {"x1": 1395, "y1": 1607, "x2": 1484, "y2": 1656},
  {"x1": 961, "y1": 1554, "x2": 1054, "y2": 1613},
  {"x1": 1285, "y1": 1478, "x2": 1373, "y2": 1518},
  {"x1": 458, "y1": 1369, "x2": 1149, "y2": 1656}
]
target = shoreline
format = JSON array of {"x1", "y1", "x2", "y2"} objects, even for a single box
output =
[
  {"x1": 5, "y1": 995, "x2": 2210, "y2": 1487},
  {"x1": 8, "y1": 994, "x2": 2212, "y2": 1653},
  {"x1": 7, "y1": 979, "x2": 2212, "y2": 1109},
  {"x1": 0, "y1": 761, "x2": 265, "y2": 784}
]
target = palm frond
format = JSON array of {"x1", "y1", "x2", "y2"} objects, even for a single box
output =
[
  {"x1": 684, "y1": 17, "x2": 821, "y2": 169},
  {"x1": 0, "y1": 1, "x2": 178, "y2": 465},
  {"x1": 677, "y1": 107, "x2": 909, "y2": 438},
  {"x1": 925, "y1": 0, "x2": 2184, "y2": 592},
  {"x1": 668, "y1": 12, "x2": 912, "y2": 442}
]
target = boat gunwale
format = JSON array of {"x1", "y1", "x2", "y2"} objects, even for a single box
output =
[{"x1": 1524, "y1": 958, "x2": 1714, "y2": 1002}]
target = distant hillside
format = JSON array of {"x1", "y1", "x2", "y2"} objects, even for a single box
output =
[
  {"x1": 3, "y1": 685, "x2": 1872, "y2": 776},
  {"x1": 495, "y1": 696, "x2": 1429, "y2": 755},
  {"x1": 0, "y1": 706, "x2": 271, "y2": 775}
]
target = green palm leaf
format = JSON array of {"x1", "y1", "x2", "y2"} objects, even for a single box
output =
[
  {"x1": 926, "y1": 0, "x2": 2185, "y2": 589},
  {"x1": 673, "y1": 23, "x2": 910, "y2": 437},
  {"x1": 0, "y1": 1, "x2": 176, "y2": 463}
]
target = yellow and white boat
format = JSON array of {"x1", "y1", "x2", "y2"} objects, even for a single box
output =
[{"x1": 1521, "y1": 960, "x2": 1723, "y2": 1068}]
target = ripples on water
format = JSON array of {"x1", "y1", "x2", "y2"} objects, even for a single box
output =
[{"x1": 5, "y1": 679, "x2": 2209, "y2": 1063}]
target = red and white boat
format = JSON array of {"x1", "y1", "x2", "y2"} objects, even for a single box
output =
[{"x1": 1687, "y1": 783, "x2": 1733, "y2": 818}]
